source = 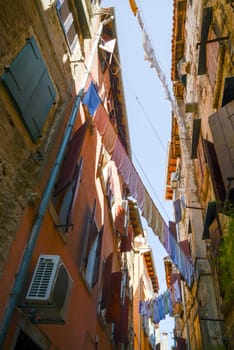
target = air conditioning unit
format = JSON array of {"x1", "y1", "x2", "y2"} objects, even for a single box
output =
[{"x1": 26, "y1": 255, "x2": 73, "y2": 322}]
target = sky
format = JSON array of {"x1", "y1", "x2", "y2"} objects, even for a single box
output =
[{"x1": 101, "y1": 0, "x2": 175, "y2": 347}]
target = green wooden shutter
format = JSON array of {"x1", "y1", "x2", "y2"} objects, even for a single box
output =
[{"x1": 1, "y1": 37, "x2": 56, "y2": 142}]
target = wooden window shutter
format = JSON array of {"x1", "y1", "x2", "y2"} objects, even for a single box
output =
[
  {"x1": 54, "y1": 120, "x2": 89, "y2": 195},
  {"x1": 114, "y1": 296, "x2": 129, "y2": 344},
  {"x1": 206, "y1": 29, "x2": 219, "y2": 90},
  {"x1": 106, "y1": 271, "x2": 122, "y2": 323},
  {"x1": 58, "y1": 157, "x2": 83, "y2": 231},
  {"x1": 191, "y1": 119, "x2": 201, "y2": 159},
  {"x1": 197, "y1": 7, "x2": 213, "y2": 75},
  {"x1": 100, "y1": 252, "x2": 113, "y2": 310},
  {"x1": 1, "y1": 37, "x2": 56, "y2": 142},
  {"x1": 203, "y1": 139, "x2": 226, "y2": 202},
  {"x1": 208, "y1": 101, "x2": 234, "y2": 191},
  {"x1": 120, "y1": 226, "x2": 133, "y2": 253},
  {"x1": 80, "y1": 199, "x2": 96, "y2": 272}
]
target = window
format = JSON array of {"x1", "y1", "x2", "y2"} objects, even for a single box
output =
[
  {"x1": 52, "y1": 121, "x2": 88, "y2": 232},
  {"x1": 222, "y1": 76, "x2": 234, "y2": 107},
  {"x1": 206, "y1": 29, "x2": 220, "y2": 90},
  {"x1": 73, "y1": 0, "x2": 91, "y2": 39},
  {"x1": 97, "y1": 146, "x2": 115, "y2": 209},
  {"x1": 80, "y1": 200, "x2": 104, "y2": 288},
  {"x1": 56, "y1": 0, "x2": 80, "y2": 54},
  {"x1": 202, "y1": 202, "x2": 221, "y2": 253},
  {"x1": 1, "y1": 37, "x2": 56, "y2": 143}
]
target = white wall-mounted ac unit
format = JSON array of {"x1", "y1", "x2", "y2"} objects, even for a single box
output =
[{"x1": 26, "y1": 255, "x2": 73, "y2": 322}]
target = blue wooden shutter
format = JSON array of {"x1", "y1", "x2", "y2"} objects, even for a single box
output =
[{"x1": 1, "y1": 37, "x2": 56, "y2": 142}]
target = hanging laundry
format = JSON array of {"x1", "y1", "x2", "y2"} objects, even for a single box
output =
[
  {"x1": 99, "y1": 36, "x2": 116, "y2": 64},
  {"x1": 93, "y1": 86, "x2": 194, "y2": 287},
  {"x1": 139, "y1": 289, "x2": 174, "y2": 324},
  {"x1": 83, "y1": 81, "x2": 101, "y2": 115},
  {"x1": 128, "y1": 0, "x2": 138, "y2": 16},
  {"x1": 93, "y1": 103, "x2": 109, "y2": 135},
  {"x1": 99, "y1": 38, "x2": 116, "y2": 54},
  {"x1": 173, "y1": 278, "x2": 182, "y2": 303},
  {"x1": 135, "y1": 5, "x2": 186, "y2": 132}
]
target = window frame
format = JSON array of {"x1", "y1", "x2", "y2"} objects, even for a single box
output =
[
  {"x1": 80, "y1": 200, "x2": 104, "y2": 288},
  {"x1": 56, "y1": 0, "x2": 81, "y2": 55}
]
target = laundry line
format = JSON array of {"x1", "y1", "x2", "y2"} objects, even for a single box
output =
[
  {"x1": 128, "y1": 0, "x2": 186, "y2": 133},
  {"x1": 83, "y1": 81, "x2": 194, "y2": 287}
]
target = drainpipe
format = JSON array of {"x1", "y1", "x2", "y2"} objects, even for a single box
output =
[{"x1": 0, "y1": 15, "x2": 114, "y2": 348}]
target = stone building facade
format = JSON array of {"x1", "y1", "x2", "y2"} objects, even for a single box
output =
[{"x1": 166, "y1": 0, "x2": 234, "y2": 348}]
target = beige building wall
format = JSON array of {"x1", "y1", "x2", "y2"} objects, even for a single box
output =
[{"x1": 168, "y1": 0, "x2": 234, "y2": 348}]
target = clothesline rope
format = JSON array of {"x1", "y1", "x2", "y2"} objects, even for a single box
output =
[
  {"x1": 100, "y1": 49, "x2": 170, "y2": 220},
  {"x1": 131, "y1": 1, "x2": 187, "y2": 133},
  {"x1": 84, "y1": 84, "x2": 194, "y2": 287}
]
